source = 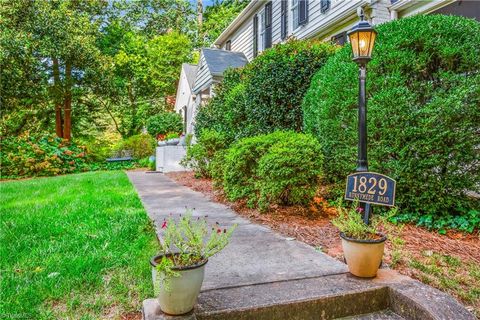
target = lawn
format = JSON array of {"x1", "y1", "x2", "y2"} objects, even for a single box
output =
[{"x1": 0, "y1": 171, "x2": 158, "y2": 319}]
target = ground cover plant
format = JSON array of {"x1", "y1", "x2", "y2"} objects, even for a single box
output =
[
  {"x1": 302, "y1": 15, "x2": 480, "y2": 231},
  {"x1": 195, "y1": 39, "x2": 338, "y2": 141},
  {"x1": 0, "y1": 171, "x2": 157, "y2": 318}
]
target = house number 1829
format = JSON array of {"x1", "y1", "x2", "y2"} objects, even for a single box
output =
[{"x1": 345, "y1": 172, "x2": 396, "y2": 207}]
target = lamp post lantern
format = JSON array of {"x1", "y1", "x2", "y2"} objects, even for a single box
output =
[{"x1": 347, "y1": 10, "x2": 377, "y2": 224}]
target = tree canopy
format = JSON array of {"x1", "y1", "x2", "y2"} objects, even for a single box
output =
[{"x1": 1, "y1": 0, "x2": 245, "y2": 140}]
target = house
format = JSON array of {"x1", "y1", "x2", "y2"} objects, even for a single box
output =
[
  {"x1": 175, "y1": 48, "x2": 248, "y2": 135},
  {"x1": 175, "y1": 0, "x2": 478, "y2": 137},
  {"x1": 174, "y1": 63, "x2": 197, "y2": 134},
  {"x1": 214, "y1": 0, "x2": 479, "y2": 61}
]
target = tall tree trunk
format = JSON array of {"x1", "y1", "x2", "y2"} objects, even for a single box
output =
[
  {"x1": 52, "y1": 58, "x2": 63, "y2": 138},
  {"x1": 197, "y1": 0, "x2": 203, "y2": 31},
  {"x1": 63, "y1": 60, "x2": 72, "y2": 140}
]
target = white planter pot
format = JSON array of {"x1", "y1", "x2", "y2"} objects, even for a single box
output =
[
  {"x1": 151, "y1": 255, "x2": 207, "y2": 315},
  {"x1": 340, "y1": 232, "x2": 386, "y2": 278}
]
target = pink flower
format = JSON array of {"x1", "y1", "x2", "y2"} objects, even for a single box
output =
[
  {"x1": 161, "y1": 221, "x2": 167, "y2": 229},
  {"x1": 356, "y1": 207, "x2": 364, "y2": 213},
  {"x1": 217, "y1": 228, "x2": 221, "y2": 234}
]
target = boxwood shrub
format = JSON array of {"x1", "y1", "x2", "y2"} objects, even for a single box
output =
[
  {"x1": 181, "y1": 129, "x2": 229, "y2": 178},
  {"x1": 222, "y1": 131, "x2": 323, "y2": 210},
  {"x1": 195, "y1": 39, "x2": 337, "y2": 141},
  {"x1": 302, "y1": 15, "x2": 480, "y2": 223}
]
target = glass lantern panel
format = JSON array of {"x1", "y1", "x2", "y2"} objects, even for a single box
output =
[
  {"x1": 358, "y1": 31, "x2": 374, "y2": 57},
  {"x1": 349, "y1": 32, "x2": 360, "y2": 58}
]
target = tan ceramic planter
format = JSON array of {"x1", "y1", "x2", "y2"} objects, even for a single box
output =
[
  {"x1": 340, "y1": 232, "x2": 386, "y2": 278},
  {"x1": 151, "y1": 255, "x2": 207, "y2": 315}
]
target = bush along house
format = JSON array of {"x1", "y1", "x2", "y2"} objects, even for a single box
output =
[{"x1": 177, "y1": 0, "x2": 479, "y2": 136}]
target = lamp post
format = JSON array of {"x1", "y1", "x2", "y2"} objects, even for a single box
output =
[{"x1": 347, "y1": 11, "x2": 377, "y2": 224}]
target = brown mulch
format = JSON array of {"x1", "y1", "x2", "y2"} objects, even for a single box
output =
[
  {"x1": 166, "y1": 171, "x2": 480, "y2": 264},
  {"x1": 167, "y1": 171, "x2": 480, "y2": 315}
]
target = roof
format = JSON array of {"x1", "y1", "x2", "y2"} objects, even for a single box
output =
[
  {"x1": 182, "y1": 63, "x2": 197, "y2": 89},
  {"x1": 202, "y1": 48, "x2": 248, "y2": 77}
]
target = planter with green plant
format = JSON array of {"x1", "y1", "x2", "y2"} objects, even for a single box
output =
[
  {"x1": 151, "y1": 211, "x2": 235, "y2": 315},
  {"x1": 332, "y1": 201, "x2": 396, "y2": 278},
  {"x1": 165, "y1": 132, "x2": 180, "y2": 146}
]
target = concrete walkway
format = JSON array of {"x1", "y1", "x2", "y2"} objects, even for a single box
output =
[{"x1": 127, "y1": 171, "x2": 475, "y2": 320}]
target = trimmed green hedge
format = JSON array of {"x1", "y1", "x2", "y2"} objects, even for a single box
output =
[
  {"x1": 302, "y1": 15, "x2": 480, "y2": 222},
  {"x1": 195, "y1": 39, "x2": 337, "y2": 141},
  {"x1": 221, "y1": 131, "x2": 323, "y2": 210}
]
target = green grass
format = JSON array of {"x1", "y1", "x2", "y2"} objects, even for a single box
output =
[
  {"x1": 408, "y1": 252, "x2": 480, "y2": 316},
  {"x1": 0, "y1": 171, "x2": 158, "y2": 319}
]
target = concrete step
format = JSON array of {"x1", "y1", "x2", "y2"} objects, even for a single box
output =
[{"x1": 338, "y1": 310, "x2": 405, "y2": 319}]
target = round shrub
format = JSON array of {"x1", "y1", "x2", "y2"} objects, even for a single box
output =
[
  {"x1": 114, "y1": 133, "x2": 156, "y2": 159},
  {"x1": 146, "y1": 112, "x2": 183, "y2": 138},
  {"x1": 195, "y1": 39, "x2": 338, "y2": 140},
  {"x1": 222, "y1": 131, "x2": 323, "y2": 210},
  {"x1": 302, "y1": 15, "x2": 480, "y2": 218}
]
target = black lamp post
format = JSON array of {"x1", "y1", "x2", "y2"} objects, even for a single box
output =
[{"x1": 347, "y1": 11, "x2": 377, "y2": 224}]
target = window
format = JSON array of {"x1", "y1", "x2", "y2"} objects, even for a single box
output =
[
  {"x1": 253, "y1": 15, "x2": 258, "y2": 57},
  {"x1": 292, "y1": 0, "x2": 308, "y2": 30},
  {"x1": 259, "y1": 8, "x2": 266, "y2": 51},
  {"x1": 291, "y1": 0, "x2": 299, "y2": 30},
  {"x1": 225, "y1": 40, "x2": 231, "y2": 51},
  {"x1": 264, "y1": 2, "x2": 272, "y2": 49},
  {"x1": 320, "y1": 0, "x2": 330, "y2": 14},
  {"x1": 331, "y1": 32, "x2": 347, "y2": 46},
  {"x1": 281, "y1": 0, "x2": 288, "y2": 40}
]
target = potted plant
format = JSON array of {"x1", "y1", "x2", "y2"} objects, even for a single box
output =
[
  {"x1": 332, "y1": 200, "x2": 396, "y2": 278},
  {"x1": 165, "y1": 132, "x2": 180, "y2": 146},
  {"x1": 151, "y1": 211, "x2": 235, "y2": 315}
]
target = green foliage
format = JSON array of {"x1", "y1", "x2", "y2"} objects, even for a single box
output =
[
  {"x1": 146, "y1": 112, "x2": 183, "y2": 138},
  {"x1": 195, "y1": 39, "x2": 338, "y2": 141},
  {"x1": 390, "y1": 209, "x2": 480, "y2": 234},
  {"x1": 156, "y1": 210, "x2": 235, "y2": 291},
  {"x1": 113, "y1": 134, "x2": 156, "y2": 159},
  {"x1": 331, "y1": 200, "x2": 382, "y2": 240},
  {"x1": 165, "y1": 132, "x2": 180, "y2": 140},
  {"x1": 1, "y1": 133, "x2": 88, "y2": 178},
  {"x1": 302, "y1": 15, "x2": 480, "y2": 220},
  {"x1": 222, "y1": 131, "x2": 323, "y2": 210},
  {"x1": 201, "y1": 0, "x2": 249, "y2": 46},
  {"x1": 0, "y1": 171, "x2": 157, "y2": 317},
  {"x1": 181, "y1": 129, "x2": 229, "y2": 178}
]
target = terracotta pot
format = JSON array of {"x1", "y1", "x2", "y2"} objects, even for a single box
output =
[
  {"x1": 340, "y1": 232, "x2": 386, "y2": 278},
  {"x1": 151, "y1": 254, "x2": 207, "y2": 315}
]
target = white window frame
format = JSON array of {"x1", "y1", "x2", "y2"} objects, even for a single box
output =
[
  {"x1": 258, "y1": 8, "x2": 266, "y2": 52},
  {"x1": 291, "y1": 0, "x2": 299, "y2": 32}
]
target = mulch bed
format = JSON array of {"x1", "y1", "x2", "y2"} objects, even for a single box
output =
[{"x1": 167, "y1": 171, "x2": 480, "y2": 315}]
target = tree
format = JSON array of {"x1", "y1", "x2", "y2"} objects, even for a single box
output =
[
  {"x1": 201, "y1": 0, "x2": 248, "y2": 46},
  {"x1": 1, "y1": 0, "x2": 105, "y2": 140}
]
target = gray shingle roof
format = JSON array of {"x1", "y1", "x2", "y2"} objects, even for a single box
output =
[
  {"x1": 182, "y1": 63, "x2": 197, "y2": 90},
  {"x1": 202, "y1": 48, "x2": 248, "y2": 76}
]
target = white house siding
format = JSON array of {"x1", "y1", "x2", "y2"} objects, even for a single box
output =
[
  {"x1": 174, "y1": 65, "x2": 197, "y2": 135},
  {"x1": 192, "y1": 53, "x2": 211, "y2": 94},
  {"x1": 218, "y1": 0, "x2": 372, "y2": 61},
  {"x1": 228, "y1": 21, "x2": 254, "y2": 60}
]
